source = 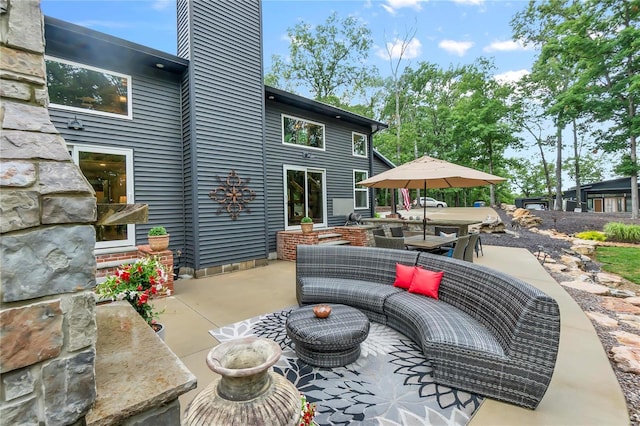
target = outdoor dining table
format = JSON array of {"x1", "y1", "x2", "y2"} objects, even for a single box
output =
[{"x1": 404, "y1": 234, "x2": 458, "y2": 251}]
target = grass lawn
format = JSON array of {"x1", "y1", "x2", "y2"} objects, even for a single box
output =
[{"x1": 595, "y1": 246, "x2": 640, "y2": 285}]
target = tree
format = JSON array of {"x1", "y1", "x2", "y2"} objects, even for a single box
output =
[
  {"x1": 267, "y1": 12, "x2": 377, "y2": 102},
  {"x1": 513, "y1": 0, "x2": 639, "y2": 218},
  {"x1": 506, "y1": 158, "x2": 555, "y2": 197}
]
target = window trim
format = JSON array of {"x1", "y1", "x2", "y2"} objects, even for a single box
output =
[
  {"x1": 353, "y1": 169, "x2": 369, "y2": 210},
  {"x1": 283, "y1": 165, "x2": 327, "y2": 230},
  {"x1": 352, "y1": 132, "x2": 368, "y2": 158},
  {"x1": 70, "y1": 144, "x2": 136, "y2": 249},
  {"x1": 45, "y1": 55, "x2": 133, "y2": 120},
  {"x1": 281, "y1": 114, "x2": 326, "y2": 151}
]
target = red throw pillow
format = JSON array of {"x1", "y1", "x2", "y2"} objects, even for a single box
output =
[
  {"x1": 408, "y1": 268, "x2": 444, "y2": 299},
  {"x1": 393, "y1": 263, "x2": 416, "y2": 289}
]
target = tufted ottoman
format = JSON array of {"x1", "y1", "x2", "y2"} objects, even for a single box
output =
[{"x1": 286, "y1": 304, "x2": 370, "y2": 368}]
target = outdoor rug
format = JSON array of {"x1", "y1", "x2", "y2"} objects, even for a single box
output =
[{"x1": 209, "y1": 308, "x2": 483, "y2": 425}]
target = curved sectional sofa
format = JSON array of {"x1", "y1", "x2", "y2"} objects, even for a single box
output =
[{"x1": 295, "y1": 245, "x2": 561, "y2": 409}]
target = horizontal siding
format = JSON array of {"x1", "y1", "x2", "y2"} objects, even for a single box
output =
[
  {"x1": 264, "y1": 101, "x2": 374, "y2": 252},
  {"x1": 186, "y1": 0, "x2": 267, "y2": 269},
  {"x1": 47, "y1": 65, "x2": 187, "y2": 257}
]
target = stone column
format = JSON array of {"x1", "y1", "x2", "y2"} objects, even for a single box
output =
[{"x1": 0, "y1": 1, "x2": 98, "y2": 424}]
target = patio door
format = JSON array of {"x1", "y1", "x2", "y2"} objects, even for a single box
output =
[{"x1": 284, "y1": 166, "x2": 326, "y2": 228}]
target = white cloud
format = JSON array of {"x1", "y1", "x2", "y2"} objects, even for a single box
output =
[
  {"x1": 438, "y1": 40, "x2": 473, "y2": 57},
  {"x1": 452, "y1": 0, "x2": 485, "y2": 5},
  {"x1": 151, "y1": 0, "x2": 170, "y2": 11},
  {"x1": 494, "y1": 69, "x2": 530, "y2": 85},
  {"x1": 382, "y1": 0, "x2": 423, "y2": 15},
  {"x1": 484, "y1": 39, "x2": 531, "y2": 52},
  {"x1": 376, "y1": 38, "x2": 422, "y2": 59}
]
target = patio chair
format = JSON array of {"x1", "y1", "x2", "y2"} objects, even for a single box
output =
[
  {"x1": 372, "y1": 228, "x2": 386, "y2": 237},
  {"x1": 374, "y1": 235, "x2": 406, "y2": 250},
  {"x1": 464, "y1": 233, "x2": 480, "y2": 262},
  {"x1": 389, "y1": 227, "x2": 404, "y2": 237},
  {"x1": 446, "y1": 235, "x2": 469, "y2": 260}
]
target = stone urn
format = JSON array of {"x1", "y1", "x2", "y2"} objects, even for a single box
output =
[{"x1": 185, "y1": 337, "x2": 300, "y2": 426}]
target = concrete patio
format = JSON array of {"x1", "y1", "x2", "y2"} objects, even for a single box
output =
[{"x1": 158, "y1": 244, "x2": 629, "y2": 425}]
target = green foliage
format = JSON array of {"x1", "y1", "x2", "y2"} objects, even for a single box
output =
[
  {"x1": 300, "y1": 216, "x2": 313, "y2": 224},
  {"x1": 95, "y1": 257, "x2": 170, "y2": 325},
  {"x1": 613, "y1": 154, "x2": 640, "y2": 177},
  {"x1": 575, "y1": 231, "x2": 607, "y2": 241},
  {"x1": 148, "y1": 226, "x2": 167, "y2": 236},
  {"x1": 596, "y1": 246, "x2": 640, "y2": 285},
  {"x1": 267, "y1": 12, "x2": 376, "y2": 101},
  {"x1": 603, "y1": 222, "x2": 640, "y2": 243}
]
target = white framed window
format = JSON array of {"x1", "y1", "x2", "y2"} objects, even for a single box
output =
[
  {"x1": 353, "y1": 170, "x2": 369, "y2": 209},
  {"x1": 45, "y1": 56, "x2": 133, "y2": 120},
  {"x1": 70, "y1": 144, "x2": 135, "y2": 249},
  {"x1": 352, "y1": 132, "x2": 367, "y2": 157},
  {"x1": 283, "y1": 165, "x2": 327, "y2": 229},
  {"x1": 282, "y1": 114, "x2": 325, "y2": 151}
]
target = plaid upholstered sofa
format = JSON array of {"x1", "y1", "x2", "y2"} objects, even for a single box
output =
[{"x1": 296, "y1": 245, "x2": 560, "y2": 409}]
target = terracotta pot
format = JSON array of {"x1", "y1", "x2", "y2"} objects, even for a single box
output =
[
  {"x1": 148, "y1": 234, "x2": 170, "y2": 251},
  {"x1": 185, "y1": 337, "x2": 300, "y2": 425},
  {"x1": 300, "y1": 223, "x2": 313, "y2": 234},
  {"x1": 313, "y1": 304, "x2": 331, "y2": 318}
]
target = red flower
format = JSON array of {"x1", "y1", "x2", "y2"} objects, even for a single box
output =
[{"x1": 137, "y1": 285, "x2": 143, "y2": 291}]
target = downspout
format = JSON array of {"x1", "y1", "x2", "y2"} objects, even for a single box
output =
[{"x1": 258, "y1": 6, "x2": 270, "y2": 261}]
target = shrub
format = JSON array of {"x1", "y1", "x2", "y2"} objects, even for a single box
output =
[
  {"x1": 148, "y1": 226, "x2": 168, "y2": 236},
  {"x1": 603, "y1": 222, "x2": 640, "y2": 243},
  {"x1": 300, "y1": 216, "x2": 313, "y2": 224},
  {"x1": 575, "y1": 231, "x2": 607, "y2": 242}
]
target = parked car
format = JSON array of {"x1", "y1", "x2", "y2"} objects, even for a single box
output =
[{"x1": 415, "y1": 197, "x2": 447, "y2": 208}]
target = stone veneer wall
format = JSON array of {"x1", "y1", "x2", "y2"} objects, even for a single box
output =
[{"x1": 0, "y1": 1, "x2": 98, "y2": 424}]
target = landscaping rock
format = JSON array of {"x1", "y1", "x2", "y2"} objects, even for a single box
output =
[
  {"x1": 544, "y1": 263, "x2": 568, "y2": 274},
  {"x1": 601, "y1": 297, "x2": 640, "y2": 315},
  {"x1": 560, "y1": 254, "x2": 584, "y2": 270},
  {"x1": 619, "y1": 315, "x2": 640, "y2": 331},
  {"x1": 611, "y1": 330, "x2": 640, "y2": 348},
  {"x1": 585, "y1": 311, "x2": 619, "y2": 328},
  {"x1": 626, "y1": 297, "x2": 640, "y2": 307},
  {"x1": 609, "y1": 289, "x2": 637, "y2": 299},
  {"x1": 610, "y1": 346, "x2": 640, "y2": 375},
  {"x1": 597, "y1": 272, "x2": 624, "y2": 286},
  {"x1": 561, "y1": 280, "x2": 610, "y2": 295},
  {"x1": 571, "y1": 239, "x2": 598, "y2": 256}
]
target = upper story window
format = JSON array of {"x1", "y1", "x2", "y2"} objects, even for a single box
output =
[
  {"x1": 45, "y1": 56, "x2": 133, "y2": 119},
  {"x1": 352, "y1": 132, "x2": 367, "y2": 157},
  {"x1": 282, "y1": 114, "x2": 325, "y2": 150}
]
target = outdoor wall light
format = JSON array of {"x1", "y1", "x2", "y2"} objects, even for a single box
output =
[
  {"x1": 67, "y1": 115, "x2": 84, "y2": 130},
  {"x1": 302, "y1": 152, "x2": 312, "y2": 159}
]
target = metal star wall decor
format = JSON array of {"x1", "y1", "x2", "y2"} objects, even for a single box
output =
[{"x1": 209, "y1": 170, "x2": 256, "y2": 220}]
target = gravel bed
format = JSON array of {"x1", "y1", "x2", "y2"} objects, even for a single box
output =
[{"x1": 484, "y1": 208, "x2": 639, "y2": 424}]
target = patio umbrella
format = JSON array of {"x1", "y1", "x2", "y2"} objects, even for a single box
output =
[{"x1": 358, "y1": 155, "x2": 507, "y2": 239}]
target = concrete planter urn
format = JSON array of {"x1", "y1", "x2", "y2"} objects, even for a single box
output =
[{"x1": 185, "y1": 337, "x2": 300, "y2": 426}]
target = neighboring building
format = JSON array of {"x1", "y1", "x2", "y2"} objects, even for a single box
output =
[
  {"x1": 563, "y1": 177, "x2": 639, "y2": 213},
  {"x1": 514, "y1": 177, "x2": 638, "y2": 213},
  {"x1": 42, "y1": 3, "x2": 389, "y2": 277}
]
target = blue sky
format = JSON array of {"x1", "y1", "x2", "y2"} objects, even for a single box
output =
[{"x1": 40, "y1": 0, "x2": 535, "y2": 84}]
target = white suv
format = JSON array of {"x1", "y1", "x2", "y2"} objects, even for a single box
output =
[{"x1": 415, "y1": 197, "x2": 447, "y2": 208}]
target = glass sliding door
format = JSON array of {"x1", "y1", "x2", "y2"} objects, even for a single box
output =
[{"x1": 285, "y1": 167, "x2": 326, "y2": 228}]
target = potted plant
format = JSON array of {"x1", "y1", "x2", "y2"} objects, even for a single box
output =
[
  {"x1": 148, "y1": 226, "x2": 170, "y2": 251},
  {"x1": 95, "y1": 256, "x2": 171, "y2": 338},
  {"x1": 300, "y1": 216, "x2": 314, "y2": 234}
]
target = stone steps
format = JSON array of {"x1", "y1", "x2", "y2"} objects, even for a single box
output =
[{"x1": 318, "y1": 239, "x2": 351, "y2": 246}]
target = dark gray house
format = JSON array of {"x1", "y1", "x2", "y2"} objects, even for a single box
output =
[
  {"x1": 43, "y1": 2, "x2": 390, "y2": 277},
  {"x1": 563, "y1": 177, "x2": 639, "y2": 213}
]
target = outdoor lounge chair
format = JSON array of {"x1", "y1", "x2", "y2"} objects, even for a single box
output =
[
  {"x1": 448, "y1": 235, "x2": 469, "y2": 260},
  {"x1": 372, "y1": 228, "x2": 386, "y2": 237},
  {"x1": 374, "y1": 235, "x2": 406, "y2": 250}
]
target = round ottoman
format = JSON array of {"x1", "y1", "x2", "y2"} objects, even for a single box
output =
[{"x1": 286, "y1": 304, "x2": 370, "y2": 368}]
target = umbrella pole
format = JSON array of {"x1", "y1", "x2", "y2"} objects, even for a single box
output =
[{"x1": 423, "y1": 181, "x2": 427, "y2": 240}]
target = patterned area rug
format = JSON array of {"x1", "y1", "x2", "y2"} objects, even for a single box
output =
[{"x1": 209, "y1": 308, "x2": 483, "y2": 425}]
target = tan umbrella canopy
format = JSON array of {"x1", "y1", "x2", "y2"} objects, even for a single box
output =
[
  {"x1": 359, "y1": 155, "x2": 506, "y2": 189},
  {"x1": 359, "y1": 155, "x2": 507, "y2": 239}
]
